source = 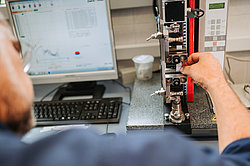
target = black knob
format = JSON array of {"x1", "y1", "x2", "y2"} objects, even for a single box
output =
[
  {"x1": 173, "y1": 56, "x2": 180, "y2": 64},
  {"x1": 173, "y1": 78, "x2": 180, "y2": 86}
]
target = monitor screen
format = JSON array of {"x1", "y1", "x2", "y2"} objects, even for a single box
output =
[{"x1": 7, "y1": 0, "x2": 117, "y2": 84}]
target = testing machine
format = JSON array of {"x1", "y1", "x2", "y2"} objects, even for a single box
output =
[{"x1": 148, "y1": 0, "x2": 228, "y2": 134}]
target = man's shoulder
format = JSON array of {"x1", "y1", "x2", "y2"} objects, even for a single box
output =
[{"x1": 221, "y1": 138, "x2": 250, "y2": 166}]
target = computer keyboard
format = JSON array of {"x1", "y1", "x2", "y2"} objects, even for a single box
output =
[{"x1": 33, "y1": 97, "x2": 122, "y2": 126}]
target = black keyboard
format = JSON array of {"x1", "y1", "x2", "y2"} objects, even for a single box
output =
[{"x1": 33, "y1": 97, "x2": 122, "y2": 126}]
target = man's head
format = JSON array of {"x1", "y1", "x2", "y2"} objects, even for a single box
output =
[{"x1": 0, "y1": 13, "x2": 34, "y2": 135}]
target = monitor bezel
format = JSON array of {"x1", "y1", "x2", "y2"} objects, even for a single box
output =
[{"x1": 6, "y1": 0, "x2": 118, "y2": 84}]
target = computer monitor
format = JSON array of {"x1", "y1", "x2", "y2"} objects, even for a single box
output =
[{"x1": 6, "y1": 0, "x2": 118, "y2": 85}]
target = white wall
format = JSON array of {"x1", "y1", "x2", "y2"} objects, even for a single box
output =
[
  {"x1": 1, "y1": 0, "x2": 249, "y2": 82},
  {"x1": 111, "y1": 7, "x2": 160, "y2": 60},
  {"x1": 225, "y1": 0, "x2": 250, "y2": 83},
  {"x1": 226, "y1": 0, "x2": 250, "y2": 52}
]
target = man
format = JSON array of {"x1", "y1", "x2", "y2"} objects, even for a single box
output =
[{"x1": 0, "y1": 13, "x2": 249, "y2": 166}]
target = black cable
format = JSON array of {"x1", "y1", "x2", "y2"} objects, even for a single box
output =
[
  {"x1": 40, "y1": 83, "x2": 67, "y2": 102},
  {"x1": 205, "y1": 92, "x2": 214, "y2": 114},
  {"x1": 106, "y1": 80, "x2": 132, "y2": 134},
  {"x1": 122, "y1": 102, "x2": 130, "y2": 106},
  {"x1": 113, "y1": 80, "x2": 132, "y2": 104},
  {"x1": 196, "y1": 9, "x2": 204, "y2": 18},
  {"x1": 244, "y1": 85, "x2": 250, "y2": 95},
  {"x1": 153, "y1": 0, "x2": 159, "y2": 17},
  {"x1": 106, "y1": 121, "x2": 109, "y2": 134}
]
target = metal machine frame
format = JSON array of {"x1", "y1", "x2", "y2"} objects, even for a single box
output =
[{"x1": 149, "y1": 0, "x2": 204, "y2": 133}]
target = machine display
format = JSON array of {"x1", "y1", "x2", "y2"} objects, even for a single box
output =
[{"x1": 209, "y1": 3, "x2": 225, "y2": 10}]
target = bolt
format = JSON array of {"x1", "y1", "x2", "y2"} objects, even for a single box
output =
[
  {"x1": 164, "y1": 113, "x2": 170, "y2": 121},
  {"x1": 185, "y1": 113, "x2": 190, "y2": 119},
  {"x1": 180, "y1": 77, "x2": 187, "y2": 83}
]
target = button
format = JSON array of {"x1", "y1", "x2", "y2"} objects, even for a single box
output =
[
  {"x1": 205, "y1": 47, "x2": 213, "y2": 52},
  {"x1": 72, "y1": 116, "x2": 78, "y2": 120},
  {"x1": 205, "y1": 36, "x2": 213, "y2": 41},
  {"x1": 216, "y1": 25, "x2": 221, "y2": 29},
  {"x1": 216, "y1": 31, "x2": 220, "y2": 35},
  {"x1": 54, "y1": 117, "x2": 60, "y2": 121},
  {"x1": 112, "y1": 113, "x2": 118, "y2": 118},
  {"x1": 217, "y1": 19, "x2": 221, "y2": 24},
  {"x1": 211, "y1": 25, "x2": 215, "y2": 30},
  {"x1": 217, "y1": 36, "x2": 224, "y2": 41},
  {"x1": 60, "y1": 117, "x2": 66, "y2": 120},
  {"x1": 217, "y1": 46, "x2": 225, "y2": 51},
  {"x1": 37, "y1": 118, "x2": 53, "y2": 122},
  {"x1": 211, "y1": 20, "x2": 216, "y2": 24}
]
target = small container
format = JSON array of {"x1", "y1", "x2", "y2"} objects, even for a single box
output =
[{"x1": 132, "y1": 55, "x2": 154, "y2": 81}]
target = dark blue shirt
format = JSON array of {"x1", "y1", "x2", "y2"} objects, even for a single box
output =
[{"x1": 0, "y1": 123, "x2": 249, "y2": 166}]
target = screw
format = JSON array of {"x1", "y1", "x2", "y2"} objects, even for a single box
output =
[{"x1": 185, "y1": 113, "x2": 190, "y2": 119}]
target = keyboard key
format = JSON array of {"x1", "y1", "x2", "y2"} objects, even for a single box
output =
[{"x1": 37, "y1": 118, "x2": 53, "y2": 122}]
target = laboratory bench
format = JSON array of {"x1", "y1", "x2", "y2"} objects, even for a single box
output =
[{"x1": 22, "y1": 73, "x2": 218, "y2": 149}]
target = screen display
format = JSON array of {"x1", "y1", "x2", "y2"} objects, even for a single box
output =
[
  {"x1": 209, "y1": 3, "x2": 225, "y2": 10},
  {"x1": 9, "y1": 0, "x2": 115, "y2": 76}
]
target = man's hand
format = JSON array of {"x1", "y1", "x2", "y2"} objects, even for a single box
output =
[
  {"x1": 181, "y1": 52, "x2": 226, "y2": 92},
  {"x1": 181, "y1": 52, "x2": 250, "y2": 152}
]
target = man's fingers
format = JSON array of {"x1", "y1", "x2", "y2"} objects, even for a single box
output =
[
  {"x1": 187, "y1": 53, "x2": 200, "y2": 65},
  {"x1": 180, "y1": 66, "x2": 192, "y2": 76}
]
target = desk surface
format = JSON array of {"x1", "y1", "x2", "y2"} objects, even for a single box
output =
[
  {"x1": 22, "y1": 80, "x2": 131, "y2": 143},
  {"x1": 127, "y1": 73, "x2": 217, "y2": 136}
]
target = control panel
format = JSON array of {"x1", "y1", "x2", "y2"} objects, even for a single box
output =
[{"x1": 201, "y1": 0, "x2": 228, "y2": 68}]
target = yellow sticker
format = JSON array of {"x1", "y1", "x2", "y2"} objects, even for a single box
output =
[{"x1": 211, "y1": 114, "x2": 217, "y2": 122}]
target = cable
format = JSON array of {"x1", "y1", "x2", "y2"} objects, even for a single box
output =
[
  {"x1": 122, "y1": 102, "x2": 130, "y2": 106},
  {"x1": 106, "y1": 80, "x2": 132, "y2": 134},
  {"x1": 40, "y1": 83, "x2": 67, "y2": 102},
  {"x1": 113, "y1": 80, "x2": 132, "y2": 104},
  {"x1": 244, "y1": 85, "x2": 250, "y2": 95},
  {"x1": 225, "y1": 55, "x2": 250, "y2": 84},
  {"x1": 195, "y1": 9, "x2": 204, "y2": 18},
  {"x1": 153, "y1": 0, "x2": 159, "y2": 17},
  {"x1": 205, "y1": 92, "x2": 214, "y2": 113},
  {"x1": 106, "y1": 121, "x2": 109, "y2": 134}
]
